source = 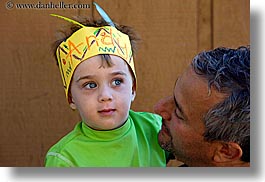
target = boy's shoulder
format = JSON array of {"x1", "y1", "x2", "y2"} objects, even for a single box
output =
[
  {"x1": 129, "y1": 109, "x2": 162, "y2": 119},
  {"x1": 128, "y1": 110, "x2": 162, "y2": 128},
  {"x1": 47, "y1": 122, "x2": 83, "y2": 153}
]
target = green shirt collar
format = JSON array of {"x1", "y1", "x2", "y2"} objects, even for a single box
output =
[{"x1": 80, "y1": 116, "x2": 132, "y2": 141}]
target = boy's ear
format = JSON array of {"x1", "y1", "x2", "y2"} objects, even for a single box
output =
[
  {"x1": 69, "y1": 102, "x2": 77, "y2": 110},
  {"x1": 131, "y1": 82, "x2": 136, "y2": 102},
  {"x1": 213, "y1": 142, "x2": 243, "y2": 163},
  {"x1": 68, "y1": 93, "x2": 77, "y2": 110}
]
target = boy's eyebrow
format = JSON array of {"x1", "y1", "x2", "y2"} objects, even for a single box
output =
[
  {"x1": 110, "y1": 71, "x2": 127, "y2": 76},
  {"x1": 76, "y1": 75, "x2": 95, "y2": 82},
  {"x1": 76, "y1": 71, "x2": 127, "y2": 82}
]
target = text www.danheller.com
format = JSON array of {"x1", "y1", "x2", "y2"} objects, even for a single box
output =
[{"x1": 5, "y1": 1, "x2": 91, "y2": 10}]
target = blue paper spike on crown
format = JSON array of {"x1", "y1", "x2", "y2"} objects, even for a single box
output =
[{"x1": 93, "y1": 2, "x2": 115, "y2": 27}]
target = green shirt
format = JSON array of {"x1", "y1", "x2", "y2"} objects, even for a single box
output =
[{"x1": 45, "y1": 110, "x2": 166, "y2": 167}]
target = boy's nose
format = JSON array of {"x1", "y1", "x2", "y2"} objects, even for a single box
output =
[
  {"x1": 98, "y1": 85, "x2": 113, "y2": 102},
  {"x1": 154, "y1": 96, "x2": 173, "y2": 121}
]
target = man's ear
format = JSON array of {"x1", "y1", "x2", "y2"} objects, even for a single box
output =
[{"x1": 213, "y1": 142, "x2": 243, "y2": 163}]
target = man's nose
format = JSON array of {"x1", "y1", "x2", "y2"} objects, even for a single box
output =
[
  {"x1": 98, "y1": 85, "x2": 113, "y2": 102},
  {"x1": 154, "y1": 96, "x2": 173, "y2": 121}
]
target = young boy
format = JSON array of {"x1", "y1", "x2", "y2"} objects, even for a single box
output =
[{"x1": 45, "y1": 3, "x2": 166, "y2": 167}]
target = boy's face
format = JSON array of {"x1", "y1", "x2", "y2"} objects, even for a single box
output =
[{"x1": 69, "y1": 55, "x2": 136, "y2": 130}]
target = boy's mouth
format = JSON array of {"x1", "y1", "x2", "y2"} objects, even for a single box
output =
[{"x1": 98, "y1": 109, "x2": 116, "y2": 116}]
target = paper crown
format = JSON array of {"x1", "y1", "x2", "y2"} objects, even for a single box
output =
[{"x1": 51, "y1": 2, "x2": 136, "y2": 100}]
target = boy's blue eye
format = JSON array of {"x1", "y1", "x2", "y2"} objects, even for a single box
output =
[
  {"x1": 112, "y1": 79, "x2": 122, "y2": 86},
  {"x1": 85, "y1": 82, "x2": 97, "y2": 89}
]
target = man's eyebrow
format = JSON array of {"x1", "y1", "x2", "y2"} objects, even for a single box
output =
[
  {"x1": 173, "y1": 95, "x2": 184, "y2": 116},
  {"x1": 173, "y1": 78, "x2": 187, "y2": 119}
]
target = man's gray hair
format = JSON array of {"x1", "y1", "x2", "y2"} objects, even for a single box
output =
[{"x1": 191, "y1": 46, "x2": 250, "y2": 162}]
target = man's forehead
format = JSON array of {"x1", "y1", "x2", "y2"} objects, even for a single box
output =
[
  {"x1": 174, "y1": 66, "x2": 206, "y2": 94},
  {"x1": 174, "y1": 66, "x2": 226, "y2": 110}
]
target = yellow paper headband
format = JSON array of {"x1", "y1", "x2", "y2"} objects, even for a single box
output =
[{"x1": 51, "y1": 3, "x2": 136, "y2": 100}]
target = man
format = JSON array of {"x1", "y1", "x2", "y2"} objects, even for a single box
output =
[{"x1": 154, "y1": 46, "x2": 250, "y2": 167}]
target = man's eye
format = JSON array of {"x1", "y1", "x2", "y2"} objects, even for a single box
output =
[
  {"x1": 84, "y1": 82, "x2": 97, "y2": 89},
  {"x1": 175, "y1": 109, "x2": 184, "y2": 120},
  {"x1": 112, "y1": 79, "x2": 123, "y2": 86}
]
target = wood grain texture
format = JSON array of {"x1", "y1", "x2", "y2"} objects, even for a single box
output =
[
  {"x1": 213, "y1": 0, "x2": 250, "y2": 48},
  {"x1": 0, "y1": 0, "x2": 249, "y2": 166}
]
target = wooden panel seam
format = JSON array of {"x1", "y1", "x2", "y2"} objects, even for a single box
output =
[{"x1": 197, "y1": 0, "x2": 213, "y2": 51}]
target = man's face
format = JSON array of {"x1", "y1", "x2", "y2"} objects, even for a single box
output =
[{"x1": 154, "y1": 66, "x2": 226, "y2": 166}]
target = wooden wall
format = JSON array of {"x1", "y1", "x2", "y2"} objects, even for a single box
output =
[{"x1": 0, "y1": 0, "x2": 249, "y2": 166}]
